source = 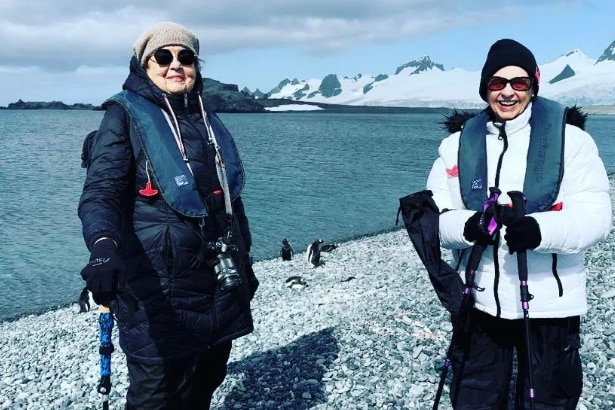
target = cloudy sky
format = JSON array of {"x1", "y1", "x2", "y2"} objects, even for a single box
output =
[{"x1": 0, "y1": 0, "x2": 613, "y2": 106}]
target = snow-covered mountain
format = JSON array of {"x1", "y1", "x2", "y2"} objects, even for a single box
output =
[{"x1": 256, "y1": 40, "x2": 615, "y2": 108}]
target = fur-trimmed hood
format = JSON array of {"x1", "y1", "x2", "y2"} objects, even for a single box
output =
[{"x1": 441, "y1": 105, "x2": 587, "y2": 134}]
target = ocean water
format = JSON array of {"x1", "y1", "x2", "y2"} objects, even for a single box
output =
[{"x1": 0, "y1": 110, "x2": 613, "y2": 322}]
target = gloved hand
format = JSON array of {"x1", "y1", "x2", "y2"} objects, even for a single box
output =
[
  {"x1": 504, "y1": 216, "x2": 542, "y2": 254},
  {"x1": 81, "y1": 238, "x2": 124, "y2": 305},
  {"x1": 244, "y1": 254, "x2": 259, "y2": 300},
  {"x1": 463, "y1": 212, "x2": 498, "y2": 245}
]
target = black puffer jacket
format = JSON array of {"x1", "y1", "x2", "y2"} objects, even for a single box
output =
[{"x1": 78, "y1": 57, "x2": 256, "y2": 365}]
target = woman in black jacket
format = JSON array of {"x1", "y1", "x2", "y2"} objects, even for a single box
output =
[{"x1": 79, "y1": 21, "x2": 258, "y2": 409}]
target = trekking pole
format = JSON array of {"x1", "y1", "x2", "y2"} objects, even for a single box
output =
[
  {"x1": 507, "y1": 191, "x2": 536, "y2": 410},
  {"x1": 432, "y1": 187, "x2": 501, "y2": 409},
  {"x1": 97, "y1": 305, "x2": 114, "y2": 410}
]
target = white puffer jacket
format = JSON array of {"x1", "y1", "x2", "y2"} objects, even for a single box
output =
[{"x1": 426, "y1": 103, "x2": 612, "y2": 319}]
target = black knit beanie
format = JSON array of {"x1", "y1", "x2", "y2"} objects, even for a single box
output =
[{"x1": 479, "y1": 39, "x2": 540, "y2": 102}]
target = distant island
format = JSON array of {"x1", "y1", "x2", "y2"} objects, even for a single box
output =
[
  {"x1": 0, "y1": 100, "x2": 100, "y2": 110},
  {"x1": 0, "y1": 77, "x2": 456, "y2": 114},
  {"x1": 0, "y1": 78, "x2": 265, "y2": 113}
]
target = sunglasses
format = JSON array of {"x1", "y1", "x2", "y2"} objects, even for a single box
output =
[
  {"x1": 152, "y1": 48, "x2": 197, "y2": 66},
  {"x1": 487, "y1": 76, "x2": 532, "y2": 92}
]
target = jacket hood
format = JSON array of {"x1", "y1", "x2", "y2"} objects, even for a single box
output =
[{"x1": 441, "y1": 105, "x2": 587, "y2": 134}]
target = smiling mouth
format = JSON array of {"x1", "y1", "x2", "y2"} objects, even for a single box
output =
[{"x1": 497, "y1": 100, "x2": 518, "y2": 106}]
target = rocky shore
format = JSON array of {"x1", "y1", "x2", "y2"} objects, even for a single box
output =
[{"x1": 1, "y1": 179, "x2": 614, "y2": 409}]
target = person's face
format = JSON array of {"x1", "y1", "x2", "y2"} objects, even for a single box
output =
[
  {"x1": 487, "y1": 66, "x2": 533, "y2": 122},
  {"x1": 145, "y1": 46, "x2": 197, "y2": 94}
]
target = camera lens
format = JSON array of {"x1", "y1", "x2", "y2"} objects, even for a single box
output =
[{"x1": 213, "y1": 253, "x2": 242, "y2": 291}]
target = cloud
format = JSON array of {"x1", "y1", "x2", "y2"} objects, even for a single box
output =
[
  {"x1": 0, "y1": 0, "x2": 572, "y2": 70},
  {"x1": 0, "y1": 0, "x2": 602, "y2": 105}
]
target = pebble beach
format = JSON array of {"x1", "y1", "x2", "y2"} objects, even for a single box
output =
[{"x1": 1, "y1": 178, "x2": 614, "y2": 410}]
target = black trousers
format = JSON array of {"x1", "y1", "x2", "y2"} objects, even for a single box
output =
[
  {"x1": 450, "y1": 309, "x2": 582, "y2": 410},
  {"x1": 125, "y1": 341, "x2": 233, "y2": 410}
]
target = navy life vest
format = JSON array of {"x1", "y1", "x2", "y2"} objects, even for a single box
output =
[
  {"x1": 103, "y1": 90, "x2": 245, "y2": 218},
  {"x1": 458, "y1": 97, "x2": 567, "y2": 214}
]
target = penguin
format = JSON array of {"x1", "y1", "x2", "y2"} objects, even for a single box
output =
[
  {"x1": 280, "y1": 238, "x2": 294, "y2": 261},
  {"x1": 285, "y1": 275, "x2": 308, "y2": 289},
  {"x1": 320, "y1": 243, "x2": 338, "y2": 253},
  {"x1": 307, "y1": 238, "x2": 324, "y2": 267},
  {"x1": 78, "y1": 287, "x2": 90, "y2": 313}
]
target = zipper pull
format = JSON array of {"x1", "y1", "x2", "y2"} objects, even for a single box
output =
[
  {"x1": 184, "y1": 93, "x2": 188, "y2": 108},
  {"x1": 496, "y1": 121, "x2": 507, "y2": 141}
]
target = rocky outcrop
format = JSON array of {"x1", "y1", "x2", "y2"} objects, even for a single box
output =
[
  {"x1": 202, "y1": 78, "x2": 266, "y2": 112},
  {"x1": 596, "y1": 40, "x2": 615, "y2": 63},
  {"x1": 319, "y1": 74, "x2": 342, "y2": 98},
  {"x1": 549, "y1": 64, "x2": 576, "y2": 84}
]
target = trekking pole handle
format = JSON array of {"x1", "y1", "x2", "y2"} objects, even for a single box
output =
[
  {"x1": 507, "y1": 190, "x2": 526, "y2": 218},
  {"x1": 98, "y1": 305, "x2": 114, "y2": 410},
  {"x1": 481, "y1": 187, "x2": 502, "y2": 239}
]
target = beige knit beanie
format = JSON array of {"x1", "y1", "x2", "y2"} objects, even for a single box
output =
[{"x1": 133, "y1": 22, "x2": 200, "y2": 66}]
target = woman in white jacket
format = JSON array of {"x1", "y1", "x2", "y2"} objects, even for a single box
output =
[{"x1": 426, "y1": 38, "x2": 611, "y2": 409}]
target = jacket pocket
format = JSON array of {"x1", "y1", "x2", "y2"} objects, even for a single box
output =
[
  {"x1": 554, "y1": 333, "x2": 582, "y2": 396},
  {"x1": 534, "y1": 328, "x2": 583, "y2": 403}
]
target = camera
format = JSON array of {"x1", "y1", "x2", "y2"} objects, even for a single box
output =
[{"x1": 204, "y1": 239, "x2": 242, "y2": 291}]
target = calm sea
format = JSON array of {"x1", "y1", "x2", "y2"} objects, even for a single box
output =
[{"x1": 0, "y1": 110, "x2": 613, "y2": 322}]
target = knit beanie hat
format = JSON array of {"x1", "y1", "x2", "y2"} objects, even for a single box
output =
[
  {"x1": 133, "y1": 22, "x2": 199, "y2": 66},
  {"x1": 479, "y1": 39, "x2": 540, "y2": 102}
]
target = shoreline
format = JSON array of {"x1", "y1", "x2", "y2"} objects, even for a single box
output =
[
  {"x1": 581, "y1": 105, "x2": 615, "y2": 115},
  {"x1": 3, "y1": 102, "x2": 614, "y2": 115},
  {"x1": 0, "y1": 227, "x2": 402, "y2": 325}
]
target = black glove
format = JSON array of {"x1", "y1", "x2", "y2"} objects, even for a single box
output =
[
  {"x1": 244, "y1": 254, "x2": 259, "y2": 300},
  {"x1": 504, "y1": 216, "x2": 541, "y2": 254},
  {"x1": 81, "y1": 238, "x2": 124, "y2": 305},
  {"x1": 463, "y1": 212, "x2": 497, "y2": 245}
]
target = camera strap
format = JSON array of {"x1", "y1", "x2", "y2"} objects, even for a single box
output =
[
  {"x1": 161, "y1": 95, "x2": 194, "y2": 175},
  {"x1": 199, "y1": 97, "x2": 233, "y2": 231}
]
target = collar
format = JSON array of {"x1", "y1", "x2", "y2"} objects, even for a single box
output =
[{"x1": 486, "y1": 102, "x2": 532, "y2": 136}]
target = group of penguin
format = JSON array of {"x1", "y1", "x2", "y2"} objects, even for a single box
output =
[
  {"x1": 76, "y1": 237, "x2": 340, "y2": 311},
  {"x1": 281, "y1": 238, "x2": 338, "y2": 290},
  {"x1": 280, "y1": 238, "x2": 337, "y2": 267}
]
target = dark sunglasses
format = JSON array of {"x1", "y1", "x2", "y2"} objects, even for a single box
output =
[
  {"x1": 152, "y1": 48, "x2": 197, "y2": 66},
  {"x1": 487, "y1": 76, "x2": 532, "y2": 92}
]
